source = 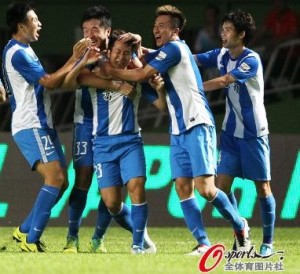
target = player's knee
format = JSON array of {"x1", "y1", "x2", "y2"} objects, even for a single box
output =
[
  {"x1": 44, "y1": 170, "x2": 65, "y2": 187},
  {"x1": 256, "y1": 181, "x2": 272, "y2": 197},
  {"x1": 105, "y1": 201, "x2": 122, "y2": 214}
]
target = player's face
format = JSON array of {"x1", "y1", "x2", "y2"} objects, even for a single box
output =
[
  {"x1": 109, "y1": 40, "x2": 132, "y2": 69},
  {"x1": 221, "y1": 21, "x2": 243, "y2": 49},
  {"x1": 21, "y1": 10, "x2": 42, "y2": 43},
  {"x1": 153, "y1": 15, "x2": 177, "y2": 47},
  {"x1": 82, "y1": 19, "x2": 111, "y2": 51}
]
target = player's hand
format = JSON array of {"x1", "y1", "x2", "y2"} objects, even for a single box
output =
[
  {"x1": 98, "y1": 61, "x2": 114, "y2": 79},
  {"x1": 117, "y1": 82, "x2": 136, "y2": 100},
  {"x1": 72, "y1": 38, "x2": 92, "y2": 59},
  {"x1": 92, "y1": 65, "x2": 112, "y2": 80},
  {"x1": 81, "y1": 47, "x2": 100, "y2": 66},
  {"x1": 149, "y1": 74, "x2": 165, "y2": 94},
  {"x1": 118, "y1": 32, "x2": 141, "y2": 46}
]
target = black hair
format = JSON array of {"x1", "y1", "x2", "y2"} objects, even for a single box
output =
[
  {"x1": 81, "y1": 5, "x2": 112, "y2": 29},
  {"x1": 108, "y1": 29, "x2": 136, "y2": 51},
  {"x1": 6, "y1": 1, "x2": 35, "y2": 35},
  {"x1": 222, "y1": 10, "x2": 256, "y2": 44}
]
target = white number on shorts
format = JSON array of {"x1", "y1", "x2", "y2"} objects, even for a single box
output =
[
  {"x1": 75, "y1": 141, "x2": 88, "y2": 156},
  {"x1": 41, "y1": 135, "x2": 54, "y2": 151},
  {"x1": 94, "y1": 163, "x2": 103, "y2": 178}
]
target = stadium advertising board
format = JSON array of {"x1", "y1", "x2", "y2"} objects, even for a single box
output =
[{"x1": 0, "y1": 132, "x2": 299, "y2": 226}]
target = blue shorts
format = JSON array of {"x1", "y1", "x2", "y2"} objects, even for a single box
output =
[
  {"x1": 217, "y1": 132, "x2": 271, "y2": 181},
  {"x1": 72, "y1": 122, "x2": 94, "y2": 167},
  {"x1": 93, "y1": 133, "x2": 146, "y2": 189},
  {"x1": 13, "y1": 128, "x2": 66, "y2": 170},
  {"x1": 170, "y1": 124, "x2": 216, "y2": 180}
]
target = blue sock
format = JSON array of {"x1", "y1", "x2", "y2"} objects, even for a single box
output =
[
  {"x1": 20, "y1": 210, "x2": 34, "y2": 233},
  {"x1": 92, "y1": 199, "x2": 112, "y2": 240},
  {"x1": 210, "y1": 189, "x2": 244, "y2": 231},
  {"x1": 27, "y1": 185, "x2": 59, "y2": 243},
  {"x1": 68, "y1": 187, "x2": 88, "y2": 238},
  {"x1": 259, "y1": 195, "x2": 276, "y2": 244},
  {"x1": 20, "y1": 187, "x2": 66, "y2": 233},
  {"x1": 228, "y1": 192, "x2": 239, "y2": 214},
  {"x1": 180, "y1": 197, "x2": 211, "y2": 246},
  {"x1": 131, "y1": 202, "x2": 148, "y2": 248},
  {"x1": 112, "y1": 202, "x2": 133, "y2": 233}
]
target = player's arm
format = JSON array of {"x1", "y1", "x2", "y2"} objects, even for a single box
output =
[
  {"x1": 61, "y1": 48, "x2": 100, "y2": 90},
  {"x1": 203, "y1": 73, "x2": 235, "y2": 92},
  {"x1": 78, "y1": 73, "x2": 135, "y2": 99},
  {"x1": 0, "y1": 84, "x2": 7, "y2": 104},
  {"x1": 118, "y1": 32, "x2": 143, "y2": 60},
  {"x1": 148, "y1": 74, "x2": 167, "y2": 111},
  {"x1": 39, "y1": 38, "x2": 91, "y2": 90},
  {"x1": 104, "y1": 62, "x2": 158, "y2": 83}
]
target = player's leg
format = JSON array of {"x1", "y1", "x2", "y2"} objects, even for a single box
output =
[
  {"x1": 189, "y1": 125, "x2": 250, "y2": 252},
  {"x1": 127, "y1": 177, "x2": 148, "y2": 254},
  {"x1": 241, "y1": 135, "x2": 275, "y2": 256},
  {"x1": 170, "y1": 130, "x2": 211, "y2": 255},
  {"x1": 215, "y1": 174, "x2": 238, "y2": 212},
  {"x1": 13, "y1": 128, "x2": 66, "y2": 252},
  {"x1": 63, "y1": 166, "x2": 94, "y2": 253},
  {"x1": 175, "y1": 177, "x2": 211, "y2": 255},
  {"x1": 255, "y1": 180, "x2": 275, "y2": 256},
  {"x1": 194, "y1": 175, "x2": 250, "y2": 252},
  {"x1": 121, "y1": 136, "x2": 148, "y2": 254},
  {"x1": 216, "y1": 133, "x2": 244, "y2": 214},
  {"x1": 64, "y1": 122, "x2": 94, "y2": 252},
  {"x1": 89, "y1": 186, "x2": 122, "y2": 253}
]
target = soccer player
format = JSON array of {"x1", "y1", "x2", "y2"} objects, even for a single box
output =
[
  {"x1": 2, "y1": 2, "x2": 92, "y2": 252},
  {"x1": 101, "y1": 5, "x2": 252, "y2": 255},
  {"x1": 63, "y1": 6, "x2": 156, "y2": 254},
  {"x1": 194, "y1": 10, "x2": 276, "y2": 256},
  {"x1": 74, "y1": 29, "x2": 166, "y2": 254}
]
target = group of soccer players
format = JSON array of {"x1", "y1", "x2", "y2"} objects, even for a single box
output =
[{"x1": 1, "y1": 2, "x2": 275, "y2": 257}]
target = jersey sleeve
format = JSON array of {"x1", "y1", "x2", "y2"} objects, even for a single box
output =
[
  {"x1": 147, "y1": 42, "x2": 181, "y2": 74},
  {"x1": 11, "y1": 49, "x2": 46, "y2": 85},
  {"x1": 195, "y1": 48, "x2": 220, "y2": 68},
  {"x1": 229, "y1": 55, "x2": 259, "y2": 84}
]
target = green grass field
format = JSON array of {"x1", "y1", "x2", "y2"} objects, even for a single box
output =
[{"x1": 0, "y1": 227, "x2": 299, "y2": 274}]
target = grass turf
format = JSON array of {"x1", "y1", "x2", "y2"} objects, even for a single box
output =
[{"x1": 0, "y1": 227, "x2": 299, "y2": 274}]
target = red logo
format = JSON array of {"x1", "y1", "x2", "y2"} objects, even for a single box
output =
[{"x1": 198, "y1": 244, "x2": 225, "y2": 273}]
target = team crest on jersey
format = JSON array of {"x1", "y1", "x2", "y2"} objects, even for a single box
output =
[
  {"x1": 239, "y1": 62, "x2": 251, "y2": 73},
  {"x1": 103, "y1": 91, "x2": 114, "y2": 101},
  {"x1": 155, "y1": 51, "x2": 167, "y2": 61}
]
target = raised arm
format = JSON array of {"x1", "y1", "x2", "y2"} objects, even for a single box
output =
[
  {"x1": 61, "y1": 47, "x2": 100, "y2": 90},
  {"x1": 39, "y1": 38, "x2": 91, "y2": 90}
]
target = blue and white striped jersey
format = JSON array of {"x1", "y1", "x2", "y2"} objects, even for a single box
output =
[
  {"x1": 73, "y1": 88, "x2": 94, "y2": 124},
  {"x1": 146, "y1": 40, "x2": 215, "y2": 135},
  {"x1": 2, "y1": 39, "x2": 52, "y2": 135},
  {"x1": 196, "y1": 47, "x2": 269, "y2": 139},
  {"x1": 82, "y1": 82, "x2": 158, "y2": 136}
]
